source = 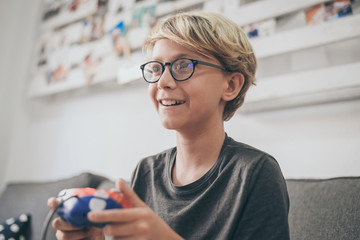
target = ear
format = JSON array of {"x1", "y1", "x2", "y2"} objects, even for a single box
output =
[{"x1": 222, "y1": 72, "x2": 245, "y2": 102}]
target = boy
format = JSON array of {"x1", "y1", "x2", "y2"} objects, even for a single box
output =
[{"x1": 49, "y1": 12, "x2": 290, "y2": 240}]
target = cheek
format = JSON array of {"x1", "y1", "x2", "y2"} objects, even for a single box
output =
[{"x1": 148, "y1": 84, "x2": 158, "y2": 108}]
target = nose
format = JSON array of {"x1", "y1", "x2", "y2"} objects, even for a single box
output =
[{"x1": 157, "y1": 64, "x2": 177, "y2": 89}]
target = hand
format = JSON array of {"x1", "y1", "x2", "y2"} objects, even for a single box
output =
[
  {"x1": 88, "y1": 179, "x2": 184, "y2": 240},
  {"x1": 47, "y1": 197, "x2": 104, "y2": 240}
]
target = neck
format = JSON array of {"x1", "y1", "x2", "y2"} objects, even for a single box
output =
[{"x1": 172, "y1": 122, "x2": 226, "y2": 186}]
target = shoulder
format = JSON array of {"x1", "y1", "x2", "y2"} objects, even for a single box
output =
[
  {"x1": 223, "y1": 135, "x2": 278, "y2": 168},
  {"x1": 131, "y1": 147, "x2": 176, "y2": 180},
  {"x1": 226, "y1": 139, "x2": 290, "y2": 239},
  {"x1": 139, "y1": 147, "x2": 175, "y2": 167},
  {"x1": 220, "y1": 135, "x2": 285, "y2": 186},
  {"x1": 130, "y1": 147, "x2": 176, "y2": 197}
]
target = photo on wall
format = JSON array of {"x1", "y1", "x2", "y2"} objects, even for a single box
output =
[
  {"x1": 28, "y1": 0, "x2": 207, "y2": 97},
  {"x1": 29, "y1": 0, "x2": 113, "y2": 97},
  {"x1": 305, "y1": 0, "x2": 353, "y2": 25}
]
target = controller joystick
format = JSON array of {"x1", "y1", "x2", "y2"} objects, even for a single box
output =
[{"x1": 56, "y1": 187, "x2": 131, "y2": 228}]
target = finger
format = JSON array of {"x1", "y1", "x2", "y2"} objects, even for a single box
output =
[
  {"x1": 55, "y1": 228, "x2": 88, "y2": 240},
  {"x1": 102, "y1": 222, "x2": 134, "y2": 237},
  {"x1": 86, "y1": 226, "x2": 104, "y2": 238},
  {"x1": 113, "y1": 238, "x2": 137, "y2": 240},
  {"x1": 47, "y1": 197, "x2": 58, "y2": 210},
  {"x1": 52, "y1": 217, "x2": 83, "y2": 231},
  {"x1": 116, "y1": 179, "x2": 146, "y2": 208},
  {"x1": 113, "y1": 237, "x2": 139, "y2": 240},
  {"x1": 88, "y1": 208, "x2": 139, "y2": 223}
]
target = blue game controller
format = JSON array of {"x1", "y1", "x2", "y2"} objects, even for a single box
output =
[{"x1": 56, "y1": 188, "x2": 132, "y2": 228}]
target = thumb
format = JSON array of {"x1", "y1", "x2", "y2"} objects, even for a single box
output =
[
  {"x1": 116, "y1": 178, "x2": 146, "y2": 208},
  {"x1": 47, "y1": 197, "x2": 58, "y2": 210}
]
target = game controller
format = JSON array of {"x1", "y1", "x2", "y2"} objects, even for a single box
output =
[{"x1": 56, "y1": 187, "x2": 132, "y2": 228}]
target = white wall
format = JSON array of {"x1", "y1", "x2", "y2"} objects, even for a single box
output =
[
  {"x1": 227, "y1": 99, "x2": 360, "y2": 178},
  {"x1": 1, "y1": 0, "x2": 360, "y2": 192},
  {"x1": 0, "y1": 0, "x2": 43, "y2": 191},
  {"x1": 4, "y1": 83, "x2": 175, "y2": 183}
]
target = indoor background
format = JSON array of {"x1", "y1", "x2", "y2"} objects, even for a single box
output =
[{"x1": 1, "y1": 0, "x2": 360, "y2": 193}]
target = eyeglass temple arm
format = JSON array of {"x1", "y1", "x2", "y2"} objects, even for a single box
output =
[{"x1": 196, "y1": 60, "x2": 228, "y2": 71}]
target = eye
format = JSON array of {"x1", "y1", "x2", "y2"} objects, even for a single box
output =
[
  {"x1": 146, "y1": 63, "x2": 162, "y2": 76},
  {"x1": 152, "y1": 65, "x2": 162, "y2": 73},
  {"x1": 173, "y1": 60, "x2": 194, "y2": 75},
  {"x1": 177, "y1": 60, "x2": 193, "y2": 70}
]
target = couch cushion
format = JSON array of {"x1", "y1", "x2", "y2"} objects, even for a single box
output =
[
  {"x1": 286, "y1": 177, "x2": 360, "y2": 240},
  {"x1": 0, "y1": 172, "x2": 108, "y2": 240},
  {"x1": 0, "y1": 213, "x2": 31, "y2": 240},
  {"x1": 97, "y1": 179, "x2": 116, "y2": 190}
]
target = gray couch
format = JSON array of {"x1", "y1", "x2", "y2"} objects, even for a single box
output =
[{"x1": 0, "y1": 172, "x2": 359, "y2": 240}]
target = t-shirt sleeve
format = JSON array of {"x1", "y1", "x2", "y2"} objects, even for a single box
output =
[
  {"x1": 129, "y1": 157, "x2": 155, "y2": 204},
  {"x1": 130, "y1": 159, "x2": 147, "y2": 195},
  {"x1": 232, "y1": 155, "x2": 290, "y2": 240}
]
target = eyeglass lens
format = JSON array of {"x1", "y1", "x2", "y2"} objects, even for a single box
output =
[{"x1": 142, "y1": 59, "x2": 195, "y2": 82}]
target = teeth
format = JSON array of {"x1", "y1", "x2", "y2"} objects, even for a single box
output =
[{"x1": 161, "y1": 100, "x2": 185, "y2": 106}]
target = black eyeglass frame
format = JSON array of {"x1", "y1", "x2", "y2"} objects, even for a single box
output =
[{"x1": 140, "y1": 58, "x2": 228, "y2": 83}]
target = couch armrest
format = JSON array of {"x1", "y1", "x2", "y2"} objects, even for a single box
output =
[
  {"x1": 0, "y1": 172, "x2": 108, "y2": 240},
  {"x1": 287, "y1": 177, "x2": 360, "y2": 240}
]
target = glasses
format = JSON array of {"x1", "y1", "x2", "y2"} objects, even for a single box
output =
[{"x1": 140, "y1": 58, "x2": 228, "y2": 83}]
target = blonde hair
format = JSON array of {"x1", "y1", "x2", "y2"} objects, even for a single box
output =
[{"x1": 144, "y1": 12, "x2": 257, "y2": 121}]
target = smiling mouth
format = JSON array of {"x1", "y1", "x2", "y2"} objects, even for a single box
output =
[{"x1": 160, "y1": 100, "x2": 186, "y2": 106}]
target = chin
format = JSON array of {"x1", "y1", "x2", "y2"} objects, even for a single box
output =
[
  {"x1": 160, "y1": 119, "x2": 181, "y2": 130},
  {"x1": 161, "y1": 122, "x2": 177, "y2": 130}
]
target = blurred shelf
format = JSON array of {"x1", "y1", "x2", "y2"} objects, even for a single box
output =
[
  {"x1": 228, "y1": 0, "x2": 329, "y2": 26},
  {"x1": 243, "y1": 61, "x2": 360, "y2": 113},
  {"x1": 156, "y1": 0, "x2": 205, "y2": 16},
  {"x1": 251, "y1": 14, "x2": 360, "y2": 59},
  {"x1": 40, "y1": 0, "x2": 98, "y2": 32}
]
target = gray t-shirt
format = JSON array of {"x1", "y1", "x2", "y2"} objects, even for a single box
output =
[{"x1": 131, "y1": 135, "x2": 290, "y2": 240}]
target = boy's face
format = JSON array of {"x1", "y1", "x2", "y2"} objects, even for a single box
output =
[{"x1": 148, "y1": 39, "x2": 228, "y2": 133}]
